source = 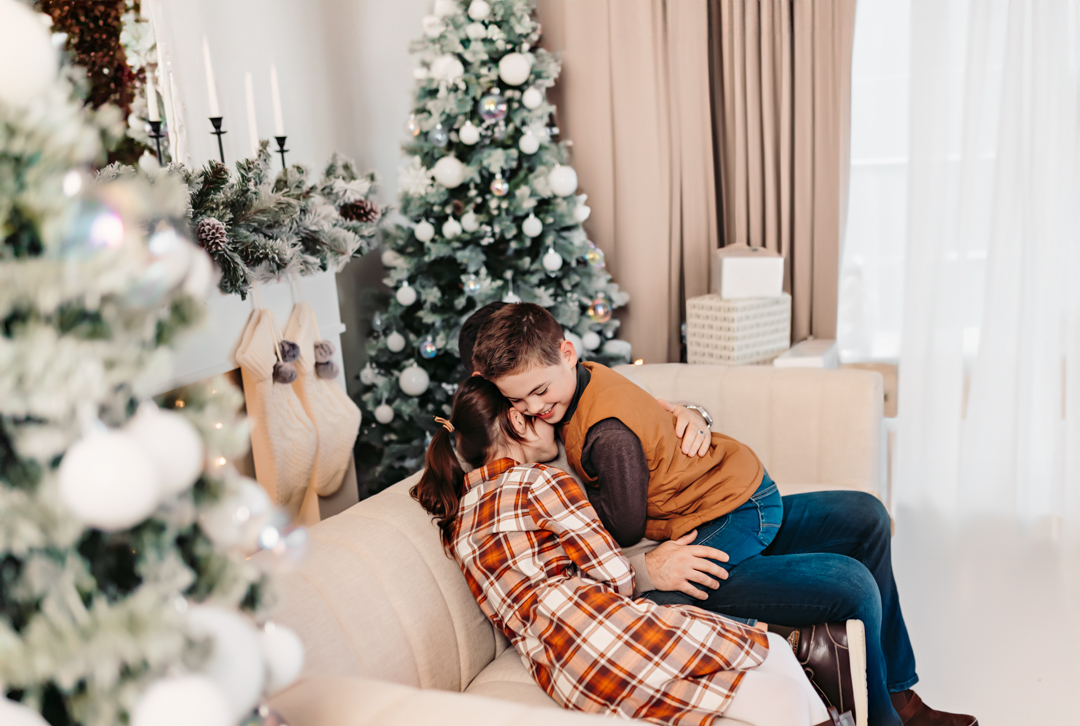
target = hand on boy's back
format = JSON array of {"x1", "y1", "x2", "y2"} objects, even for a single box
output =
[
  {"x1": 657, "y1": 399, "x2": 711, "y2": 458},
  {"x1": 644, "y1": 530, "x2": 729, "y2": 600}
]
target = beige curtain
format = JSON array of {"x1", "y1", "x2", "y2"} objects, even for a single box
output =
[
  {"x1": 537, "y1": 0, "x2": 718, "y2": 364},
  {"x1": 710, "y1": 0, "x2": 856, "y2": 342}
]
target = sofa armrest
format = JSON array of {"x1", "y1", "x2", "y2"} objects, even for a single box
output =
[
  {"x1": 270, "y1": 676, "x2": 612, "y2": 726},
  {"x1": 613, "y1": 363, "x2": 885, "y2": 500}
]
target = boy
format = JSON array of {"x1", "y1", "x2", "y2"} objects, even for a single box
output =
[{"x1": 467, "y1": 303, "x2": 976, "y2": 726}]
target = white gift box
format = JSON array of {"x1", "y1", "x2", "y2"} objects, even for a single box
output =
[
  {"x1": 711, "y1": 244, "x2": 785, "y2": 299},
  {"x1": 772, "y1": 338, "x2": 839, "y2": 368},
  {"x1": 686, "y1": 293, "x2": 791, "y2": 366}
]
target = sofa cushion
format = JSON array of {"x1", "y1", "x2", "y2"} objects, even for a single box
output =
[
  {"x1": 265, "y1": 472, "x2": 505, "y2": 692},
  {"x1": 465, "y1": 648, "x2": 559, "y2": 708}
]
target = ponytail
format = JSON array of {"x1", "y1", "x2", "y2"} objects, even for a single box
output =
[
  {"x1": 411, "y1": 376, "x2": 529, "y2": 554},
  {"x1": 412, "y1": 426, "x2": 464, "y2": 552}
]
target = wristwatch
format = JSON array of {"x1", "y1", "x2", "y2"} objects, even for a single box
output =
[{"x1": 683, "y1": 404, "x2": 713, "y2": 430}]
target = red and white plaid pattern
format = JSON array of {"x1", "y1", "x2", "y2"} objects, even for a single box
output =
[{"x1": 453, "y1": 459, "x2": 769, "y2": 725}]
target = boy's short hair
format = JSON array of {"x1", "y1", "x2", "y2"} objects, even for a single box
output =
[
  {"x1": 472, "y1": 303, "x2": 564, "y2": 380},
  {"x1": 458, "y1": 301, "x2": 508, "y2": 373}
]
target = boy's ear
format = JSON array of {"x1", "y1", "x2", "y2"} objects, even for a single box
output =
[{"x1": 560, "y1": 339, "x2": 578, "y2": 366}]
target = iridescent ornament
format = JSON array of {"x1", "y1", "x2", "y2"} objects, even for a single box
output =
[
  {"x1": 463, "y1": 274, "x2": 482, "y2": 294},
  {"x1": 60, "y1": 198, "x2": 126, "y2": 258},
  {"x1": 371, "y1": 311, "x2": 385, "y2": 331},
  {"x1": 419, "y1": 337, "x2": 438, "y2": 359},
  {"x1": 588, "y1": 294, "x2": 612, "y2": 323},
  {"x1": 490, "y1": 173, "x2": 509, "y2": 197},
  {"x1": 477, "y1": 92, "x2": 508, "y2": 122},
  {"x1": 585, "y1": 243, "x2": 605, "y2": 268},
  {"x1": 406, "y1": 113, "x2": 421, "y2": 137},
  {"x1": 429, "y1": 124, "x2": 449, "y2": 147}
]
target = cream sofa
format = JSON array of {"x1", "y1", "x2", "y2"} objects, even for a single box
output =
[{"x1": 267, "y1": 363, "x2": 885, "y2": 726}]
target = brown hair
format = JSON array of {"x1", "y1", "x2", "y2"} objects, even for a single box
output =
[
  {"x1": 458, "y1": 301, "x2": 508, "y2": 374},
  {"x1": 411, "y1": 376, "x2": 531, "y2": 552},
  {"x1": 471, "y1": 303, "x2": 564, "y2": 380}
]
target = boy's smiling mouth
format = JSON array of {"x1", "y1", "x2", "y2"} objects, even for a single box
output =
[{"x1": 535, "y1": 405, "x2": 555, "y2": 420}]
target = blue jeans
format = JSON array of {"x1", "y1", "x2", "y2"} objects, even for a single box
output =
[{"x1": 645, "y1": 481, "x2": 915, "y2": 726}]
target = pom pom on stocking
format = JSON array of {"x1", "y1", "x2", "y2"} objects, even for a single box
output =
[
  {"x1": 278, "y1": 340, "x2": 300, "y2": 363},
  {"x1": 273, "y1": 361, "x2": 298, "y2": 384},
  {"x1": 315, "y1": 361, "x2": 340, "y2": 380},
  {"x1": 313, "y1": 340, "x2": 335, "y2": 363}
]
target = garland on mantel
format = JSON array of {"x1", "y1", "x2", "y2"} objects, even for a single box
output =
[{"x1": 102, "y1": 144, "x2": 383, "y2": 298}]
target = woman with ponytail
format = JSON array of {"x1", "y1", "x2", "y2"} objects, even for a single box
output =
[{"x1": 412, "y1": 376, "x2": 844, "y2": 726}]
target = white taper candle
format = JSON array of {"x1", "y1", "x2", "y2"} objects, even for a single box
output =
[
  {"x1": 244, "y1": 72, "x2": 259, "y2": 157},
  {"x1": 146, "y1": 70, "x2": 159, "y2": 122},
  {"x1": 202, "y1": 37, "x2": 220, "y2": 117},
  {"x1": 270, "y1": 65, "x2": 285, "y2": 137}
]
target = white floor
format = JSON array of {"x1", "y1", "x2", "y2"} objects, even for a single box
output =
[{"x1": 891, "y1": 507, "x2": 1080, "y2": 726}]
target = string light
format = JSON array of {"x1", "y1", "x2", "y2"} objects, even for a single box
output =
[
  {"x1": 214, "y1": 422, "x2": 223, "y2": 429},
  {"x1": 634, "y1": 359, "x2": 644, "y2": 366},
  {"x1": 216, "y1": 457, "x2": 227, "y2": 467},
  {"x1": 175, "y1": 400, "x2": 185, "y2": 408}
]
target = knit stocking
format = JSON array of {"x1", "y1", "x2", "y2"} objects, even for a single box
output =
[
  {"x1": 235, "y1": 308, "x2": 318, "y2": 520},
  {"x1": 284, "y1": 301, "x2": 361, "y2": 497}
]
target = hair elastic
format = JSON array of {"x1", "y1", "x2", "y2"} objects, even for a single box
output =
[{"x1": 434, "y1": 416, "x2": 454, "y2": 433}]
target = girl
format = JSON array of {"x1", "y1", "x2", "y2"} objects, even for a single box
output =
[{"x1": 412, "y1": 376, "x2": 845, "y2": 726}]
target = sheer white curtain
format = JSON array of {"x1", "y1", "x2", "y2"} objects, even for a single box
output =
[{"x1": 839, "y1": 0, "x2": 1080, "y2": 529}]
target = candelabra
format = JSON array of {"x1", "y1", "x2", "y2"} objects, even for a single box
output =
[
  {"x1": 209, "y1": 117, "x2": 227, "y2": 164},
  {"x1": 147, "y1": 120, "x2": 165, "y2": 166},
  {"x1": 274, "y1": 136, "x2": 289, "y2": 169}
]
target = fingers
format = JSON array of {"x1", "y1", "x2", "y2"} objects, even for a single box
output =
[
  {"x1": 656, "y1": 398, "x2": 675, "y2": 412},
  {"x1": 691, "y1": 545, "x2": 729, "y2": 563},
  {"x1": 679, "y1": 582, "x2": 709, "y2": 600},
  {"x1": 674, "y1": 530, "x2": 697, "y2": 545},
  {"x1": 696, "y1": 432, "x2": 710, "y2": 457}
]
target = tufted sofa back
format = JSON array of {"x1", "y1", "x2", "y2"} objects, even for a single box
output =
[{"x1": 266, "y1": 471, "x2": 507, "y2": 693}]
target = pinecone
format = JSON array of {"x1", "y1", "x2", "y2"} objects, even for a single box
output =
[
  {"x1": 196, "y1": 217, "x2": 229, "y2": 254},
  {"x1": 339, "y1": 199, "x2": 381, "y2": 224},
  {"x1": 451, "y1": 198, "x2": 466, "y2": 216}
]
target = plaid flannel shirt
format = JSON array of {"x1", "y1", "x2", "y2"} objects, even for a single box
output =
[{"x1": 452, "y1": 459, "x2": 769, "y2": 725}]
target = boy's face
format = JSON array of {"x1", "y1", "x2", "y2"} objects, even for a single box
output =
[{"x1": 491, "y1": 339, "x2": 578, "y2": 425}]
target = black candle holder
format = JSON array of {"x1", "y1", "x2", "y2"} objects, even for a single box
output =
[
  {"x1": 274, "y1": 136, "x2": 289, "y2": 169},
  {"x1": 209, "y1": 117, "x2": 227, "y2": 164},
  {"x1": 147, "y1": 120, "x2": 165, "y2": 165}
]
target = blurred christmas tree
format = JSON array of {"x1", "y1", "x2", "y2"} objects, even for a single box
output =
[
  {"x1": 0, "y1": 3, "x2": 302, "y2": 725},
  {"x1": 357, "y1": 0, "x2": 630, "y2": 493}
]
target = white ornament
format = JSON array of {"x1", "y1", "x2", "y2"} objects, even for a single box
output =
[
  {"x1": 442, "y1": 218, "x2": 463, "y2": 238},
  {"x1": 564, "y1": 331, "x2": 584, "y2": 358},
  {"x1": 433, "y1": 0, "x2": 459, "y2": 17},
  {"x1": 498, "y1": 53, "x2": 533, "y2": 86},
  {"x1": 125, "y1": 402, "x2": 205, "y2": 497},
  {"x1": 522, "y1": 214, "x2": 543, "y2": 238},
  {"x1": 200, "y1": 477, "x2": 271, "y2": 550},
  {"x1": 399, "y1": 365, "x2": 431, "y2": 396},
  {"x1": 459, "y1": 121, "x2": 481, "y2": 145},
  {"x1": 461, "y1": 211, "x2": 480, "y2": 232},
  {"x1": 0, "y1": 0, "x2": 56, "y2": 108},
  {"x1": 503, "y1": 290, "x2": 521, "y2": 304},
  {"x1": 359, "y1": 364, "x2": 378, "y2": 385},
  {"x1": 0, "y1": 698, "x2": 50, "y2": 726},
  {"x1": 386, "y1": 331, "x2": 407, "y2": 352},
  {"x1": 432, "y1": 156, "x2": 466, "y2": 188},
  {"x1": 468, "y1": 0, "x2": 491, "y2": 20},
  {"x1": 260, "y1": 622, "x2": 305, "y2": 693},
  {"x1": 130, "y1": 676, "x2": 231, "y2": 726},
  {"x1": 413, "y1": 66, "x2": 429, "y2": 80},
  {"x1": 422, "y1": 15, "x2": 446, "y2": 38},
  {"x1": 522, "y1": 87, "x2": 544, "y2": 110},
  {"x1": 518, "y1": 132, "x2": 540, "y2": 155},
  {"x1": 583, "y1": 331, "x2": 602, "y2": 351},
  {"x1": 59, "y1": 428, "x2": 162, "y2": 531},
  {"x1": 602, "y1": 339, "x2": 633, "y2": 360},
  {"x1": 466, "y1": 22, "x2": 487, "y2": 40},
  {"x1": 381, "y1": 248, "x2": 404, "y2": 267},
  {"x1": 414, "y1": 220, "x2": 435, "y2": 242},
  {"x1": 542, "y1": 248, "x2": 563, "y2": 272},
  {"x1": 430, "y1": 54, "x2": 464, "y2": 81},
  {"x1": 396, "y1": 283, "x2": 418, "y2": 306},
  {"x1": 548, "y1": 165, "x2": 578, "y2": 197},
  {"x1": 374, "y1": 404, "x2": 395, "y2": 424},
  {"x1": 574, "y1": 203, "x2": 592, "y2": 223},
  {"x1": 185, "y1": 606, "x2": 265, "y2": 721}
]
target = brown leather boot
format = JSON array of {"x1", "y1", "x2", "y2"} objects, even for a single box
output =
[
  {"x1": 890, "y1": 690, "x2": 978, "y2": 726},
  {"x1": 789, "y1": 621, "x2": 869, "y2": 726}
]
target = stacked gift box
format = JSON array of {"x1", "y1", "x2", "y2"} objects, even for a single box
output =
[{"x1": 686, "y1": 245, "x2": 791, "y2": 366}]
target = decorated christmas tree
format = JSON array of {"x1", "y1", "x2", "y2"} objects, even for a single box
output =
[
  {"x1": 357, "y1": 0, "x2": 630, "y2": 492},
  {"x1": 0, "y1": 3, "x2": 302, "y2": 725}
]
